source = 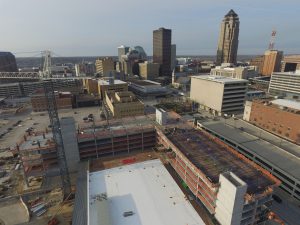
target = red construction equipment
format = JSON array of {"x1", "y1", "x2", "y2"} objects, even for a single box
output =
[{"x1": 48, "y1": 217, "x2": 59, "y2": 225}]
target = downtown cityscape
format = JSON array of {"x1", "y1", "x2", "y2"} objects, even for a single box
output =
[{"x1": 0, "y1": 1, "x2": 299, "y2": 225}]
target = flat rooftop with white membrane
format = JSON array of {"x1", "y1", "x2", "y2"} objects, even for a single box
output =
[{"x1": 88, "y1": 159, "x2": 205, "y2": 225}]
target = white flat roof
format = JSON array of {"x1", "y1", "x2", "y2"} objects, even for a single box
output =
[
  {"x1": 98, "y1": 79, "x2": 127, "y2": 85},
  {"x1": 191, "y1": 75, "x2": 248, "y2": 84},
  {"x1": 89, "y1": 159, "x2": 205, "y2": 225},
  {"x1": 271, "y1": 99, "x2": 300, "y2": 111}
]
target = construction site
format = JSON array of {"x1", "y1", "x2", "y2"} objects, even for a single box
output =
[
  {"x1": 156, "y1": 125, "x2": 281, "y2": 224},
  {"x1": 0, "y1": 61, "x2": 290, "y2": 224},
  {"x1": 0, "y1": 105, "x2": 291, "y2": 225},
  {"x1": 2, "y1": 104, "x2": 288, "y2": 223},
  {"x1": 14, "y1": 130, "x2": 58, "y2": 187}
]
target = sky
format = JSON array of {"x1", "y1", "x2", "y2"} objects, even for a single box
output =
[{"x1": 0, "y1": 0, "x2": 300, "y2": 57}]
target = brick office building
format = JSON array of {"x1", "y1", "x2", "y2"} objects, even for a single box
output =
[{"x1": 243, "y1": 99, "x2": 300, "y2": 144}]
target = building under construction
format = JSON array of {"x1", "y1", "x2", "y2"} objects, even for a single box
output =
[
  {"x1": 15, "y1": 130, "x2": 59, "y2": 185},
  {"x1": 157, "y1": 127, "x2": 279, "y2": 225}
]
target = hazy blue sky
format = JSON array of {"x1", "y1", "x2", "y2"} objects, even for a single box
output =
[{"x1": 0, "y1": 0, "x2": 299, "y2": 56}]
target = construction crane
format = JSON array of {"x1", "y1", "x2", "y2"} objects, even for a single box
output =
[
  {"x1": 268, "y1": 29, "x2": 277, "y2": 50},
  {"x1": 43, "y1": 79, "x2": 71, "y2": 197}
]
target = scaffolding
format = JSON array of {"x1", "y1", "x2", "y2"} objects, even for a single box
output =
[{"x1": 15, "y1": 132, "x2": 58, "y2": 186}]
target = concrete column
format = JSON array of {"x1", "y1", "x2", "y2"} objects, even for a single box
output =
[{"x1": 60, "y1": 117, "x2": 80, "y2": 172}]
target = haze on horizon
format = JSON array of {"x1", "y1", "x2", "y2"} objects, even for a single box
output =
[{"x1": 0, "y1": 0, "x2": 299, "y2": 57}]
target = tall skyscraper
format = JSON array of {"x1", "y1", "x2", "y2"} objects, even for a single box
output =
[
  {"x1": 153, "y1": 27, "x2": 172, "y2": 76},
  {"x1": 118, "y1": 45, "x2": 130, "y2": 62},
  {"x1": 216, "y1": 9, "x2": 239, "y2": 65}
]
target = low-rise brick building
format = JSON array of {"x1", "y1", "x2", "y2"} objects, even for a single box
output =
[
  {"x1": 31, "y1": 90, "x2": 72, "y2": 112},
  {"x1": 243, "y1": 99, "x2": 300, "y2": 144}
]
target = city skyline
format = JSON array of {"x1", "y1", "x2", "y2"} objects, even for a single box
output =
[{"x1": 0, "y1": 0, "x2": 300, "y2": 57}]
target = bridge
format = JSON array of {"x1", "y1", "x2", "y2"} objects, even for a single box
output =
[
  {"x1": 0, "y1": 72, "x2": 89, "y2": 81},
  {"x1": 0, "y1": 72, "x2": 41, "y2": 79}
]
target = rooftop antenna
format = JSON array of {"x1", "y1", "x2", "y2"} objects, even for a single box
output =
[{"x1": 268, "y1": 29, "x2": 277, "y2": 50}]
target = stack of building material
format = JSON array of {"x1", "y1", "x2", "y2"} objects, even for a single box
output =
[{"x1": 31, "y1": 201, "x2": 47, "y2": 217}]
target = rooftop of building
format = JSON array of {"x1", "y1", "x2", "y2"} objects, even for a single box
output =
[
  {"x1": 213, "y1": 65, "x2": 256, "y2": 71},
  {"x1": 282, "y1": 55, "x2": 300, "y2": 62},
  {"x1": 77, "y1": 115, "x2": 155, "y2": 140},
  {"x1": 98, "y1": 79, "x2": 127, "y2": 85},
  {"x1": 18, "y1": 132, "x2": 54, "y2": 151},
  {"x1": 0, "y1": 52, "x2": 15, "y2": 57},
  {"x1": 165, "y1": 128, "x2": 275, "y2": 194},
  {"x1": 191, "y1": 75, "x2": 248, "y2": 84},
  {"x1": 155, "y1": 27, "x2": 171, "y2": 31},
  {"x1": 272, "y1": 71, "x2": 300, "y2": 75},
  {"x1": 30, "y1": 89, "x2": 71, "y2": 97},
  {"x1": 107, "y1": 91, "x2": 140, "y2": 104},
  {"x1": 252, "y1": 99, "x2": 300, "y2": 113},
  {"x1": 225, "y1": 9, "x2": 238, "y2": 17},
  {"x1": 128, "y1": 79, "x2": 161, "y2": 86},
  {"x1": 89, "y1": 159, "x2": 205, "y2": 225},
  {"x1": 264, "y1": 50, "x2": 283, "y2": 54},
  {"x1": 197, "y1": 117, "x2": 300, "y2": 182},
  {"x1": 271, "y1": 99, "x2": 300, "y2": 111}
]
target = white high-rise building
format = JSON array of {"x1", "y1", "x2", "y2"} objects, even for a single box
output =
[{"x1": 191, "y1": 75, "x2": 248, "y2": 114}]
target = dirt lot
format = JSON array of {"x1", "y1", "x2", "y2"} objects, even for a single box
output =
[
  {"x1": 0, "y1": 106, "x2": 102, "y2": 149},
  {"x1": 0, "y1": 199, "x2": 29, "y2": 225}
]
